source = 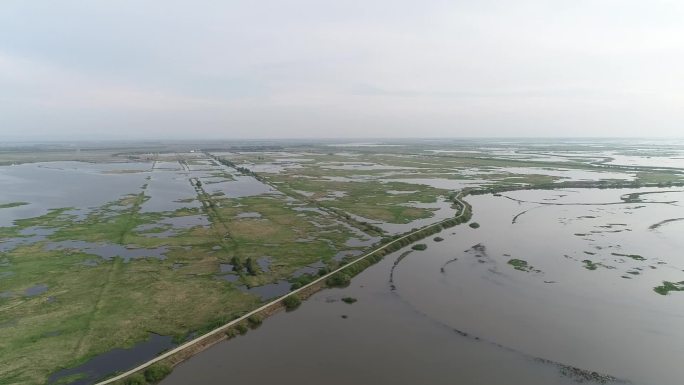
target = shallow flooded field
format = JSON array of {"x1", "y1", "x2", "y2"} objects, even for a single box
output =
[
  {"x1": 0, "y1": 161, "x2": 152, "y2": 226},
  {"x1": 0, "y1": 152, "x2": 384, "y2": 384}
]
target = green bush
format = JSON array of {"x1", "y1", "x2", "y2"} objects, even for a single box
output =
[
  {"x1": 247, "y1": 314, "x2": 263, "y2": 328},
  {"x1": 144, "y1": 363, "x2": 172, "y2": 383},
  {"x1": 290, "y1": 273, "x2": 316, "y2": 290},
  {"x1": 225, "y1": 328, "x2": 238, "y2": 338},
  {"x1": 235, "y1": 323, "x2": 249, "y2": 335},
  {"x1": 245, "y1": 257, "x2": 259, "y2": 276},
  {"x1": 230, "y1": 256, "x2": 243, "y2": 273},
  {"x1": 469, "y1": 222, "x2": 480, "y2": 228},
  {"x1": 653, "y1": 281, "x2": 684, "y2": 295},
  {"x1": 411, "y1": 243, "x2": 427, "y2": 251},
  {"x1": 125, "y1": 373, "x2": 147, "y2": 385},
  {"x1": 326, "y1": 273, "x2": 351, "y2": 287},
  {"x1": 283, "y1": 295, "x2": 301, "y2": 311}
]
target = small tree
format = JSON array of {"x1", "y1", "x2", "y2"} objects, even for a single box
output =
[
  {"x1": 230, "y1": 256, "x2": 243, "y2": 272},
  {"x1": 245, "y1": 257, "x2": 259, "y2": 276}
]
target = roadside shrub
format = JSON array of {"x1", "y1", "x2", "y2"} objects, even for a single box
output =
[
  {"x1": 125, "y1": 373, "x2": 146, "y2": 385},
  {"x1": 247, "y1": 314, "x2": 263, "y2": 328},
  {"x1": 283, "y1": 295, "x2": 301, "y2": 311},
  {"x1": 290, "y1": 273, "x2": 316, "y2": 290},
  {"x1": 144, "y1": 363, "x2": 172, "y2": 383},
  {"x1": 235, "y1": 323, "x2": 249, "y2": 335},
  {"x1": 326, "y1": 273, "x2": 351, "y2": 287},
  {"x1": 411, "y1": 243, "x2": 427, "y2": 251}
]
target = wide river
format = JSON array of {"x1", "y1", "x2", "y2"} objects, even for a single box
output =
[{"x1": 162, "y1": 188, "x2": 684, "y2": 385}]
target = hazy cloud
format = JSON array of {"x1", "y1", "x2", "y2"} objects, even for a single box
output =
[{"x1": 1, "y1": 0, "x2": 683, "y2": 139}]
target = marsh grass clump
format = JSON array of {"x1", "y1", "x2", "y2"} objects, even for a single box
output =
[
  {"x1": 245, "y1": 257, "x2": 260, "y2": 276},
  {"x1": 124, "y1": 373, "x2": 146, "y2": 385},
  {"x1": 230, "y1": 256, "x2": 244, "y2": 273},
  {"x1": 469, "y1": 222, "x2": 480, "y2": 229},
  {"x1": 327, "y1": 272, "x2": 351, "y2": 287},
  {"x1": 611, "y1": 252, "x2": 645, "y2": 261},
  {"x1": 341, "y1": 297, "x2": 357, "y2": 304},
  {"x1": 283, "y1": 295, "x2": 301, "y2": 311},
  {"x1": 235, "y1": 322, "x2": 249, "y2": 335},
  {"x1": 290, "y1": 273, "x2": 316, "y2": 290},
  {"x1": 225, "y1": 328, "x2": 238, "y2": 338},
  {"x1": 582, "y1": 260, "x2": 598, "y2": 270},
  {"x1": 51, "y1": 373, "x2": 87, "y2": 385},
  {"x1": 144, "y1": 363, "x2": 172, "y2": 383},
  {"x1": 247, "y1": 314, "x2": 263, "y2": 328},
  {"x1": 653, "y1": 281, "x2": 684, "y2": 295},
  {"x1": 433, "y1": 237, "x2": 444, "y2": 242},
  {"x1": 507, "y1": 259, "x2": 533, "y2": 272},
  {"x1": 411, "y1": 243, "x2": 427, "y2": 251},
  {"x1": 0, "y1": 201, "x2": 28, "y2": 209}
]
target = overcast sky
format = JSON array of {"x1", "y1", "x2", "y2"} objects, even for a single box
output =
[{"x1": 1, "y1": 0, "x2": 683, "y2": 140}]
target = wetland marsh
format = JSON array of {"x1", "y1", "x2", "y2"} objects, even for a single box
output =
[{"x1": 2, "y1": 139, "x2": 684, "y2": 385}]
